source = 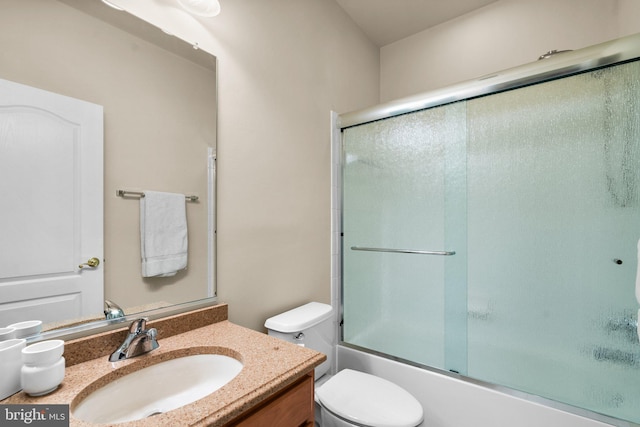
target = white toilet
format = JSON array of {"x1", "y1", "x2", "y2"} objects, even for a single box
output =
[{"x1": 265, "y1": 302, "x2": 424, "y2": 427}]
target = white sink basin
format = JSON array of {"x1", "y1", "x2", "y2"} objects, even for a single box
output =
[{"x1": 73, "y1": 354, "x2": 243, "y2": 424}]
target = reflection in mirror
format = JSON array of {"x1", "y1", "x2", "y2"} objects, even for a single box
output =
[{"x1": 0, "y1": 0, "x2": 217, "y2": 338}]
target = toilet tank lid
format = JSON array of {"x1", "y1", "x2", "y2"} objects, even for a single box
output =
[{"x1": 264, "y1": 302, "x2": 333, "y2": 333}]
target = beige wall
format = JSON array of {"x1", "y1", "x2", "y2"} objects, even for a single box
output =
[
  {"x1": 109, "y1": 0, "x2": 380, "y2": 331},
  {"x1": 211, "y1": 2, "x2": 379, "y2": 331},
  {"x1": 618, "y1": 0, "x2": 640, "y2": 36},
  {"x1": 1, "y1": 0, "x2": 215, "y2": 314},
  {"x1": 380, "y1": 0, "x2": 640, "y2": 102}
]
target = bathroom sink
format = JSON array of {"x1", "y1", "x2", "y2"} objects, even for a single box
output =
[{"x1": 73, "y1": 354, "x2": 243, "y2": 424}]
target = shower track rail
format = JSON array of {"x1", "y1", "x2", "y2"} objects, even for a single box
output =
[
  {"x1": 351, "y1": 246, "x2": 456, "y2": 256},
  {"x1": 337, "y1": 33, "x2": 640, "y2": 130}
]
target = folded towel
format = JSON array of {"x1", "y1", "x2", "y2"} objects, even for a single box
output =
[{"x1": 140, "y1": 191, "x2": 188, "y2": 277}]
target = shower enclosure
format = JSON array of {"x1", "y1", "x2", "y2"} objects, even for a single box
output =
[{"x1": 339, "y1": 34, "x2": 640, "y2": 425}]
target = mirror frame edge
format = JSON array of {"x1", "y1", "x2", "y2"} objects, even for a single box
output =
[{"x1": 29, "y1": 297, "x2": 220, "y2": 343}]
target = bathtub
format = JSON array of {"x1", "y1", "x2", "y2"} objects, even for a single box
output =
[{"x1": 337, "y1": 345, "x2": 620, "y2": 427}]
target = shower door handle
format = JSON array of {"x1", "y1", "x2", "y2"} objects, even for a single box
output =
[{"x1": 351, "y1": 246, "x2": 456, "y2": 256}]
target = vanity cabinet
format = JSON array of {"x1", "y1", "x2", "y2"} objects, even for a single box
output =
[{"x1": 226, "y1": 372, "x2": 315, "y2": 427}]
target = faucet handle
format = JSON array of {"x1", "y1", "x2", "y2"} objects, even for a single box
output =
[
  {"x1": 129, "y1": 318, "x2": 149, "y2": 334},
  {"x1": 147, "y1": 328, "x2": 157, "y2": 340}
]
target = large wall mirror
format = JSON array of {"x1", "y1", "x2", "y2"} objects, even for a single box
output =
[{"x1": 0, "y1": 0, "x2": 217, "y2": 339}]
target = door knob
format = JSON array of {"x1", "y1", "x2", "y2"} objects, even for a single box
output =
[{"x1": 79, "y1": 257, "x2": 100, "y2": 269}]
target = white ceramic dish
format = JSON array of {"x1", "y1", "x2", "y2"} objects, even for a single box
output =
[
  {"x1": 21, "y1": 356, "x2": 65, "y2": 396},
  {"x1": 22, "y1": 340, "x2": 64, "y2": 366},
  {"x1": 7, "y1": 320, "x2": 42, "y2": 339},
  {"x1": 0, "y1": 327, "x2": 16, "y2": 341}
]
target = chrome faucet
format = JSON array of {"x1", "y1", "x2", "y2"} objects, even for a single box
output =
[
  {"x1": 104, "y1": 299, "x2": 125, "y2": 320},
  {"x1": 109, "y1": 318, "x2": 159, "y2": 362}
]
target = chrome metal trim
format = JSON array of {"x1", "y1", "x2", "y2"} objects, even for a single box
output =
[
  {"x1": 339, "y1": 342, "x2": 640, "y2": 427},
  {"x1": 351, "y1": 246, "x2": 455, "y2": 256},
  {"x1": 116, "y1": 189, "x2": 199, "y2": 202},
  {"x1": 208, "y1": 150, "x2": 217, "y2": 298},
  {"x1": 338, "y1": 32, "x2": 640, "y2": 129}
]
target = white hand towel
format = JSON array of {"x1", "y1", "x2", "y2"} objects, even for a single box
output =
[{"x1": 140, "y1": 191, "x2": 188, "y2": 277}]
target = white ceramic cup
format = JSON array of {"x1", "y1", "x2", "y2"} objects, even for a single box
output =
[
  {"x1": 22, "y1": 340, "x2": 64, "y2": 367},
  {"x1": 7, "y1": 320, "x2": 43, "y2": 339},
  {"x1": 0, "y1": 338, "x2": 27, "y2": 400},
  {"x1": 21, "y1": 356, "x2": 65, "y2": 397},
  {"x1": 0, "y1": 327, "x2": 16, "y2": 341}
]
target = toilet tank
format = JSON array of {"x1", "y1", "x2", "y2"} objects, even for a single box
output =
[{"x1": 265, "y1": 302, "x2": 333, "y2": 379}]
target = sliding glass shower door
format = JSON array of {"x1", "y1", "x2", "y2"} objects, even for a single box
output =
[
  {"x1": 342, "y1": 101, "x2": 468, "y2": 374},
  {"x1": 341, "y1": 60, "x2": 640, "y2": 423},
  {"x1": 465, "y1": 62, "x2": 640, "y2": 421}
]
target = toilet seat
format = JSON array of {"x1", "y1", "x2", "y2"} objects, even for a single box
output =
[{"x1": 316, "y1": 369, "x2": 424, "y2": 427}]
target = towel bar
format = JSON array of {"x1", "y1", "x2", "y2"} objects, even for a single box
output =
[
  {"x1": 351, "y1": 246, "x2": 456, "y2": 256},
  {"x1": 116, "y1": 190, "x2": 198, "y2": 202}
]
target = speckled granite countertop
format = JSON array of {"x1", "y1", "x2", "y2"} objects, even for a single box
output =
[{"x1": 2, "y1": 305, "x2": 326, "y2": 426}]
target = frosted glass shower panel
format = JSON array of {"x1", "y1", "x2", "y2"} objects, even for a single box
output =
[
  {"x1": 466, "y1": 62, "x2": 640, "y2": 422},
  {"x1": 342, "y1": 103, "x2": 466, "y2": 369},
  {"x1": 341, "y1": 58, "x2": 640, "y2": 424}
]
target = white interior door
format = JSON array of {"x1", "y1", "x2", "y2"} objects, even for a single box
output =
[{"x1": 0, "y1": 78, "x2": 103, "y2": 326}]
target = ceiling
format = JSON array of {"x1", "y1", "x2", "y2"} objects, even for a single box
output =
[{"x1": 335, "y1": 0, "x2": 498, "y2": 47}]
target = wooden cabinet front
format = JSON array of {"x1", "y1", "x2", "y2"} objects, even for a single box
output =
[{"x1": 227, "y1": 372, "x2": 314, "y2": 427}]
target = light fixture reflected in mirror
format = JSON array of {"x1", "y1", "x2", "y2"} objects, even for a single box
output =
[
  {"x1": 100, "y1": 0, "x2": 124, "y2": 11},
  {"x1": 177, "y1": 0, "x2": 221, "y2": 17}
]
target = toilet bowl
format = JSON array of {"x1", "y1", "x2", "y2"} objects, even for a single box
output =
[{"x1": 265, "y1": 302, "x2": 424, "y2": 427}]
